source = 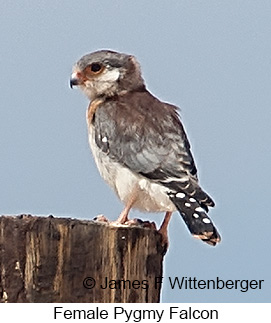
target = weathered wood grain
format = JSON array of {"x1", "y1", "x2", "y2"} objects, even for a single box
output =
[{"x1": 0, "y1": 215, "x2": 165, "y2": 303}]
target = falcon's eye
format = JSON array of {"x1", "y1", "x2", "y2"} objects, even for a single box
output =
[
  {"x1": 90, "y1": 63, "x2": 102, "y2": 73},
  {"x1": 85, "y1": 63, "x2": 104, "y2": 76}
]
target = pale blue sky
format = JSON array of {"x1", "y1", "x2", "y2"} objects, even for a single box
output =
[{"x1": 1, "y1": 1, "x2": 270, "y2": 302}]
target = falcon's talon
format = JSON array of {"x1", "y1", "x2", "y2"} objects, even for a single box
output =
[
  {"x1": 124, "y1": 218, "x2": 143, "y2": 226},
  {"x1": 110, "y1": 221, "x2": 124, "y2": 227},
  {"x1": 142, "y1": 221, "x2": 157, "y2": 230},
  {"x1": 71, "y1": 50, "x2": 221, "y2": 246},
  {"x1": 123, "y1": 218, "x2": 157, "y2": 229},
  {"x1": 93, "y1": 215, "x2": 109, "y2": 223},
  {"x1": 159, "y1": 235, "x2": 169, "y2": 256},
  {"x1": 157, "y1": 211, "x2": 172, "y2": 252}
]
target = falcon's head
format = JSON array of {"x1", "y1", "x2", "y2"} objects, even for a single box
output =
[{"x1": 70, "y1": 50, "x2": 145, "y2": 100}]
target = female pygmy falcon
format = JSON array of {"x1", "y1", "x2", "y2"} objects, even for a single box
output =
[{"x1": 70, "y1": 50, "x2": 221, "y2": 247}]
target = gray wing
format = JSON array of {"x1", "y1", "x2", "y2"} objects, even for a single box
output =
[{"x1": 94, "y1": 90, "x2": 214, "y2": 207}]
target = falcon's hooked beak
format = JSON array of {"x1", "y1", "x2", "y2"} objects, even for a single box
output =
[{"x1": 70, "y1": 72, "x2": 82, "y2": 88}]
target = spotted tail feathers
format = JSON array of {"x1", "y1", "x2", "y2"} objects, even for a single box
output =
[{"x1": 168, "y1": 191, "x2": 221, "y2": 246}]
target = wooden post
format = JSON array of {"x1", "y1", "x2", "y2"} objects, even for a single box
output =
[{"x1": 0, "y1": 215, "x2": 165, "y2": 303}]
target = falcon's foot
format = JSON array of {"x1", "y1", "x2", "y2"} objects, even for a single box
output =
[
  {"x1": 93, "y1": 215, "x2": 109, "y2": 223},
  {"x1": 124, "y1": 218, "x2": 157, "y2": 229},
  {"x1": 111, "y1": 216, "x2": 157, "y2": 229},
  {"x1": 111, "y1": 202, "x2": 134, "y2": 225},
  {"x1": 158, "y1": 212, "x2": 173, "y2": 255}
]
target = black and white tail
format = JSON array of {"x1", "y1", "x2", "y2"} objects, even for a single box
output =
[{"x1": 168, "y1": 191, "x2": 221, "y2": 246}]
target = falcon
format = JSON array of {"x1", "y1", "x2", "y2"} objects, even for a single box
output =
[{"x1": 70, "y1": 50, "x2": 221, "y2": 246}]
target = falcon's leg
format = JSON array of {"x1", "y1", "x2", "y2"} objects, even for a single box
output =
[
  {"x1": 112, "y1": 194, "x2": 157, "y2": 229},
  {"x1": 158, "y1": 211, "x2": 172, "y2": 253},
  {"x1": 115, "y1": 204, "x2": 132, "y2": 224},
  {"x1": 113, "y1": 195, "x2": 137, "y2": 224}
]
